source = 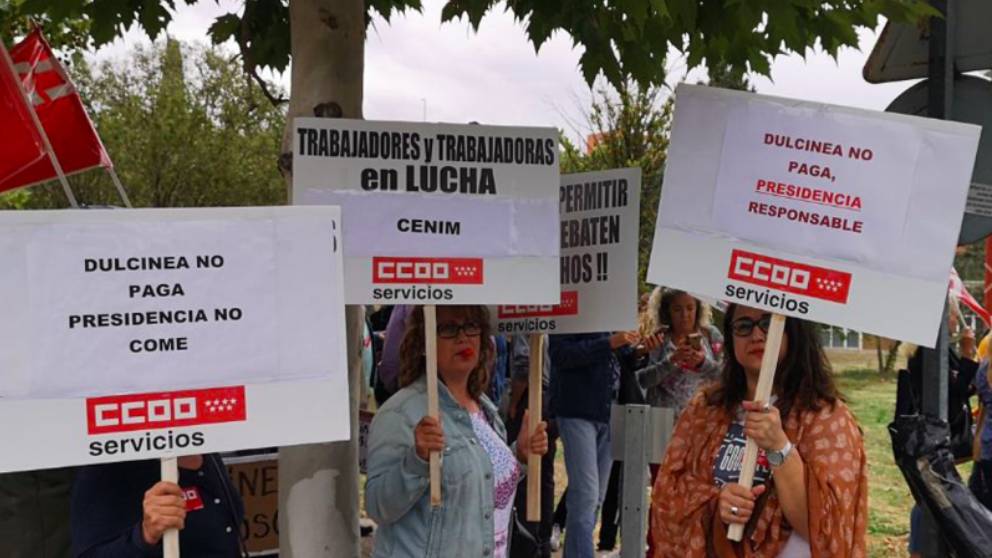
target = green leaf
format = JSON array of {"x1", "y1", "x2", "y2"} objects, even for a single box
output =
[{"x1": 207, "y1": 13, "x2": 240, "y2": 44}]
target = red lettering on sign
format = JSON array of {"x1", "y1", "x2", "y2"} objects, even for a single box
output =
[
  {"x1": 497, "y1": 291, "x2": 579, "y2": 319},
  {"x1": 372, "y1": 257, "x2": 483, "y2": 284},
  {"x1": 727, "y1": 249, "x2": 851, "y2": 304},
  {"x1": 86, "y1": 386, "x2": 247, "y2": 435}
]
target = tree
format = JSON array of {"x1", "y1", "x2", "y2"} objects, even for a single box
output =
[
  {"x1": 561, "y1": 82, "x2": 671, "y2": 295},
  {"x1": 0, "y1": 39, "x2": 287, "y2": 210},
  {"x1": 4, "y1": 1, "x2": 943, "y2": 557},
  {"x1": 11, "y1": 0, "x2": 937, "y2": 92}
]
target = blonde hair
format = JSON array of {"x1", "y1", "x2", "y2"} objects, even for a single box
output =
[{"x1": 641, "y1": 286, "x2": 711, "y2": 336}]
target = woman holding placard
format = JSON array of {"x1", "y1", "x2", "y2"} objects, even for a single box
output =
[
  {"x1": 70, "y1": 454, "x2": 245, "y2": 557},
  {"x1": 365, "y1": 305, "x2": 549, "y2": 558},
  {"x1": 650, "y1": 304, "x2": 868, "y2": 557}
]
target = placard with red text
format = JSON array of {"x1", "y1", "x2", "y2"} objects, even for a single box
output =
[
  {"x1": 0, "y1": 207, "x2": 350, "y2": 472},
  {"x1": 493, "y1": 168, "x2": 641, "y2": 334},
  {"x1": 292, "y1": 118, "x2": 560, "y2": 305},
  {"x1": 647, "y1": 84, "x2": 981, "y2": 347}
]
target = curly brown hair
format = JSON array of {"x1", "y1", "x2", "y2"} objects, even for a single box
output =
[{"x1": 398, "y1": 305, "x2": 494, "y2": 400}]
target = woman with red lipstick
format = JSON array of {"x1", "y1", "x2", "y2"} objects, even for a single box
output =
[
  {"x1": 365, "y1": 305, "x2": 549, "y2": 558},
  {"x1": 650, "y1": 304, "x2": 867, "y2": 557}
]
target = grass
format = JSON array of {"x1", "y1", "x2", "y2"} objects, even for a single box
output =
[{"x1": 833, "y1": 365, "x2": 910, "y2": 557}]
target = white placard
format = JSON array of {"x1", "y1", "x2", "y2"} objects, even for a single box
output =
[
  {"x1": 493, "y1": 169, "x2": 641, "y2": 334},
  {"x1": 0, "y1": 378, "x2": 348, "y2": 473},
  {"x1": 0, "y1": 207, "x2": 349, "y2": 472},
  {"x1": 648, "y1": 84, "x2": 982, "y2": 347},
  {"x1": 293, "y1": 118, "x2": 560, "y2": 304}
]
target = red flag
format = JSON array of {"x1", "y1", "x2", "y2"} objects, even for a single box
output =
[
  {"x1": 950, "y1": 267, "x2": 990, "y2": 327},
  {"x1": 0, "y1": 43, "x2": 47, "y2": 194},
  {"x1": 0, "y1": 29, "x2": 111, "y2": 194}
]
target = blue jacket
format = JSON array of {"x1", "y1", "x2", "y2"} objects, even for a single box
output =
[
  {"x1": 365, "y1": 376, "x2": 517, "y2": 558},
  {"x1": 549, "y1": 333, "x2": 620, "y2": 423},
  {"x1": 70, "y1": 455, "x2": 244, "y2": 557}
]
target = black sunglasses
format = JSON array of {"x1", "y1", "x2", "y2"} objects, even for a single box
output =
[
  {"x1": 731, "y1": 314, "x2": 772, "y2": 337},
  {"x1": 437, "y1": 321, "x2": 482, "y2": 339}
]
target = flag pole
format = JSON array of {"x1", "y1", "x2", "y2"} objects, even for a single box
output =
[
  {"x1": 0, "y1": 38, "x2": 79, "y2": 208},
  {"x1": 105, "y1": 166, "x2": 133, "y2": 208}
]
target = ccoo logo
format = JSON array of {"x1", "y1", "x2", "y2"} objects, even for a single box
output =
[
  {"x1": 497, "y1": 291, "x2": 580, "y2": 319},
  {"x1": 372, "y1": 257, "x2": 483, "y2": 284},
  {"x1": 86, "y1": 386, "x2": 247, "y2": 435},
  {"x1": 727, "y1": 249, "x2": 851, "y2": 304}
]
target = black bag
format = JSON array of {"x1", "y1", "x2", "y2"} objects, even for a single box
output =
[
  {"x1": 900, "y1": 348, "x2": 978, "y2": 461},
  {"x1": 508, "y1": 507, "x2": 540, "y2": 558},
  {"x1": 890, "y1": 412, "x2": 992, "y2": 558}
]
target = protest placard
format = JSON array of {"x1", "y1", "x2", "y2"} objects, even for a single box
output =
[
  {"x1": 0, "y1": 207, "x2": 349, "y2": 472},
  {"x1": 292, "y1": 118, "x2": 560, "y2": 304},
  {"x1": 226, "y1": 453, "x2": 279, "y2": 557},
  {"x1": 494, "y1": 168, "x2": 641, "y2": 335},
  {"x1": 648, "y1": 84, "x2": 982, "y2": 347}
]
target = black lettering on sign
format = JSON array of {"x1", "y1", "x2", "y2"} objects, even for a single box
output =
[
  {"x1": 397, "y1": 218, "x2": 461, "y2": 236},
  {"x1": 405, "y1": 165, "x2": 497, "y2": 195}
]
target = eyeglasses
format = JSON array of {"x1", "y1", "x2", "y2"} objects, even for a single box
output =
[
  {"x1": 731, "y1": 314, "x2": 772, "y2": 337},
  {"x1": 437, "y1": 322, "x2": 482, "y2": 339}
]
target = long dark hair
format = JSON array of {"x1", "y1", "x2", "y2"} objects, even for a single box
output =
[
  {"x1": 707, "y1": 304, "x2": 840, "y2": 419},
  {"x1": 398, "y1": 305, "x2": 493, "y2": 401}
]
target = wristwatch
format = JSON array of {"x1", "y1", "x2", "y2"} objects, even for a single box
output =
[{"x1": 767, "y1": 440, "x2": 794, "y2": 468}]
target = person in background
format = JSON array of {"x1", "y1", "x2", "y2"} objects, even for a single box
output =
[
  {"x1": 71, "y1": 454, "x2": 245, "y2": 557},
  {"x1": 374, "y1": 304, "x2": 412, "y2": 406},
  {"x1": 490, "y1": 335, "x2": 511, "y2": 410},
  {"x1": 970, "y1": 358, "x2": 992, "y2": 511},
  {"x1": 905, "y1": 295, "x2": 978, "y2": 558},
  {"x1": 637, "y1": 287, "x2": 722, "y2": 556},
  {"x1": 597, "y1": 300, "x2": 655, "y2": 556},
  {"x1": 550, "y1": 331, "x2": 635, "y2": 558},
  {"x1": 652, "y1": 304, "x2": 868, "y2": 557},
  {"x1": 505, "y1": 333, "x2": 555, "y2": 558},
  {"x1": 637, "y1": 287, "x2": 723, "y2": 416},
  {"x1": 365, "y1": 306, "x2": 548, "y2": 558},
  {"x1": 0, "y1": 468, "x2": 75, "y2": 557}
]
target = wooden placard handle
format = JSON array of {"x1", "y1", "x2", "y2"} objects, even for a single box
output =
[
  {"x1": 727, "y1": 313, "x2": 785, "y2": 542},
  {"x1": 161, "y1": 456, "x2": 180, "y2": 558},
  {"x1": 526, "y1": 333, "x2": 544, "y2": 522},
  {"x1": 423, "y1": 305, "x2": 442, "y2": 507}
]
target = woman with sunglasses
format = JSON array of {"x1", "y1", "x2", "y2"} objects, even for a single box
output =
[
  {"x1": 365, "y1": 305, "x2": 549, "y2": 558},
  {"x1": 650, "y1": 304, "x2": 867, "y2": 557}
]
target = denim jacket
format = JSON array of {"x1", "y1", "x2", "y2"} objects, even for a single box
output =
[{"x1": 365, "y1": 376, "x2": 515, "y2": 558}]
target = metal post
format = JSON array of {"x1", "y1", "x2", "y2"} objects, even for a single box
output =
[
  {"x1": 620, "y1": 405, "x2": 650, "y2": 558},
  {"x1": 918, "y1": 2, "x2": 955, "y2": 553}
]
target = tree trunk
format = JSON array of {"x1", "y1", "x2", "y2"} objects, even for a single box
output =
[
  {"x1": 279, "y1": 1, "x2": 365, "y2": 557},
  {"x1": 884, "y1": 340, "x2": 903, "y2": 376}
]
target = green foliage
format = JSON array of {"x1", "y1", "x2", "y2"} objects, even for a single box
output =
[
  {"x1": 561, "y1": 81, "x2": 671, "y2": 294},
  {"x1": 956, "y1": 242, "x2": 986, "y2": 281},
  {"x1": 447, "y1": 0, "x2": 938, "y2": 89},
  {"x1": 207, "y1": 0, "x2": 290, "y2": 73},
  {"x1": 15, "y1": 40, "x2": 288, "y2": 209},
  {"x1": 0, "y1": 0, "x2": 91, "y2": 52},
  {"x1": 11, "y1": 0, "x2": 938, "y2": 93},
  {"x1": 0, "y1": 188, "x2": 33, "y2": 209},
  {"x1": 561, "y1": 62, "x2": 756, "y2": 293}
]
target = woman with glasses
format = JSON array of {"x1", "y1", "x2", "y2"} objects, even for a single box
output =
[
  {"x1": 650, "y1": 304, "x2": 868, "y2": 557},
  {"x1": 365, "y1": 305, "x2": 549, "y2": 558}
]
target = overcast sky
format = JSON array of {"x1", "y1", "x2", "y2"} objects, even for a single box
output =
[{"x1": 92, "y1": 0, "x2": 920, "y2": 142}]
